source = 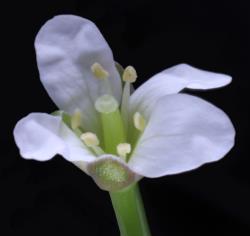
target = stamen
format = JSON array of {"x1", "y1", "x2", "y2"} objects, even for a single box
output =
[
  {"x1": 133, "y1": 112, "x2": 146, "y2": 131},
  {"x1": 80, "y1": 132, "x2": 104, "y2": 156},
  {"x1": 117, "y1": 143, "x2": 131, "y2": 160},
  {"x1": 81, "y1": 132, "x2": 100, "y2": 147},
  {"x1": 122, "y1": 66, "x2": 137, "y2": 83},
  {"x1": 71, "y1": 109, "x2": 82, "y2": 130},
  {"x1": 95, "y1": 94, "x2": 118, "y2": 114},
  {"x1": 91, "y1": 62, "x2": 109, "y2": 79},
  {"x1": 121, "y1": 66, "x2": 137, "y2": 132}
]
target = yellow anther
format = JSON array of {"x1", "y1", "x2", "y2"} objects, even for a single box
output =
[
  {"x1": 122, "y1": 66, "x2": 137, "y2": 83},
  {"x1": 80, "y1": 132, "x2": 100, "y2": 147},
  {"x1": 71, "y1": 109, "x2": 82, "y2": 130},
  {"x1": 91, "y1": 62, "x2": 109, "y2": 79},
  {"x1": 133, "y1": 112, "x2": 146, "y2": 131},
  {"x1": 117, "y1": 143, "x2": 131, "y2": 159}
]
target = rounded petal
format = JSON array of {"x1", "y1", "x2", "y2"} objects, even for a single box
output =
[
  {"x1": 164, "y1": 63, "x2": 232, "y2": 89},
  {"x1": 130, "y1": 64, "x2": 232, "y2": 117},
  {"x1": 35, "y1": 15, "x2": 121, "y2": 133},
  {"x1": 128, "y1": 94, "x2": 235, "y2": 177},
  {"x1": 14, "y1": 113, "x2": 95, "y2": 165}
]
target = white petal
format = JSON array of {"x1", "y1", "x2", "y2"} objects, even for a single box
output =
[
  {"x1": 14, "y1": 113, "x2": 95, "y2": 166},
  {"x1": 35, "y1": 15, "x2": 121, "y2": 133},
  {"x1": 164, "y1": 63, "x2": 232, "y2": 89},
  {"x1": 130, "y1": 64, "x2": 232, "y2": 117},
  {"x1": 128, "y1": 94, "x2": 235, "y2": 177}
]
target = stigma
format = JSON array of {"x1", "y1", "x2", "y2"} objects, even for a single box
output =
[{"x1": 95, "y1": 94, "x2": 119, "y2": 114}]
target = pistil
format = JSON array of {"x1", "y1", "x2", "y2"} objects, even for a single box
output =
[{"x1": 95, "y1": 94, "x2": 126, "y2": 155}]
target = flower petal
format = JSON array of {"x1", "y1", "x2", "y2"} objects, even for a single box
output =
[
  {"x1": 14, "y1": 113, "x2": 95, "y2": 166},
  {"x1": 35, "y1": 15, "x2": 121, "y2": 133},
  {"x1": 130, "y1": 64, "x2": 232, "y2": 117},
  {"x1": 163, "y1": 63, "x2": 232, "y2": 89},
  {"x1": 128, "y1": 94, "x2": 235, "y2": 177}
]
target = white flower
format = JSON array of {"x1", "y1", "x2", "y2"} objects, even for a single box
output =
[{"x1": 14, "y1": 15, "x2": 235, "y2": 191}]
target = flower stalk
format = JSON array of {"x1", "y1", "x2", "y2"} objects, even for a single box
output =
[{"x1": 110, "y1": 183, "x2": 151, "y2": 236}]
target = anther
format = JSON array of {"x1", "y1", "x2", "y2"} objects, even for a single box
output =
[
  {"x1": 117, "y1": 143, "x2": 131, "y2": 159},
  {"x1": 122, "y1": 66, "x2": 137, "y2": 83},
  {"x1": 71, "y1": 109, "x2": 82, "y2": 130},
  {"x1": 81, "y1": 132, "x2": 100, "y2": 147},
  {"x1": 91, "y1": 62, "x2": 109, "y2": 79},
  {"x1": 133, "y1": 112, "x2": 146, "y2": 131}
]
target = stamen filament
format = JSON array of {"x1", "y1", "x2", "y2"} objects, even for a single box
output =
[
  {"x1": 91, "y1": 146, "x2": 105, "y2": 156},
  {"x1": 121, "y1": 82, "x2": 131, "y2": 132},
  {"x1": 74, "y1": 127, "x2": 83, "y2": 137},
  {"x1": 127, "y1": 112, "x2": 147, "y2": 161}
]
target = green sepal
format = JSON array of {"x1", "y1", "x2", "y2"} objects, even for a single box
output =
[
  {"x1": 51, "y1": 110, "x2": 71, "y2": 127},
  {"x1": 115, "y1": 62, "x2": 124, "y2": 78}
]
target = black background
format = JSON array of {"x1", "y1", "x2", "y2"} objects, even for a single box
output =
[{"x1": 1, "y1": 0, "x2": 250, "y2": 235}]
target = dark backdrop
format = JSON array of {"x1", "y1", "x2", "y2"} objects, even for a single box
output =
[{"x1": 1, "y1": 0, "x2": 250, "y2": 235}]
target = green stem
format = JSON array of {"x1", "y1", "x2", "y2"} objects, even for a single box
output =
[{"x1": 109, "y1": 183, "x2": 151, "y2": 236}]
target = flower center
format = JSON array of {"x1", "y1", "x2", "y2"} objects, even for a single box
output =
[
  {"x1": 70, "y1": 63, "x2": 145, "y2": 191},
  {"x1": 66, "y1": 63, "x2": 146, "y2": 162}
]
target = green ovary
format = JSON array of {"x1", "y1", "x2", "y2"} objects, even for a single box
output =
[
  {"x1": 87, "y1": 158, "x2": 136, "y2": 191},
  {"x1": 95, "y1": 160, "x2": 128, "y2": 183}
]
